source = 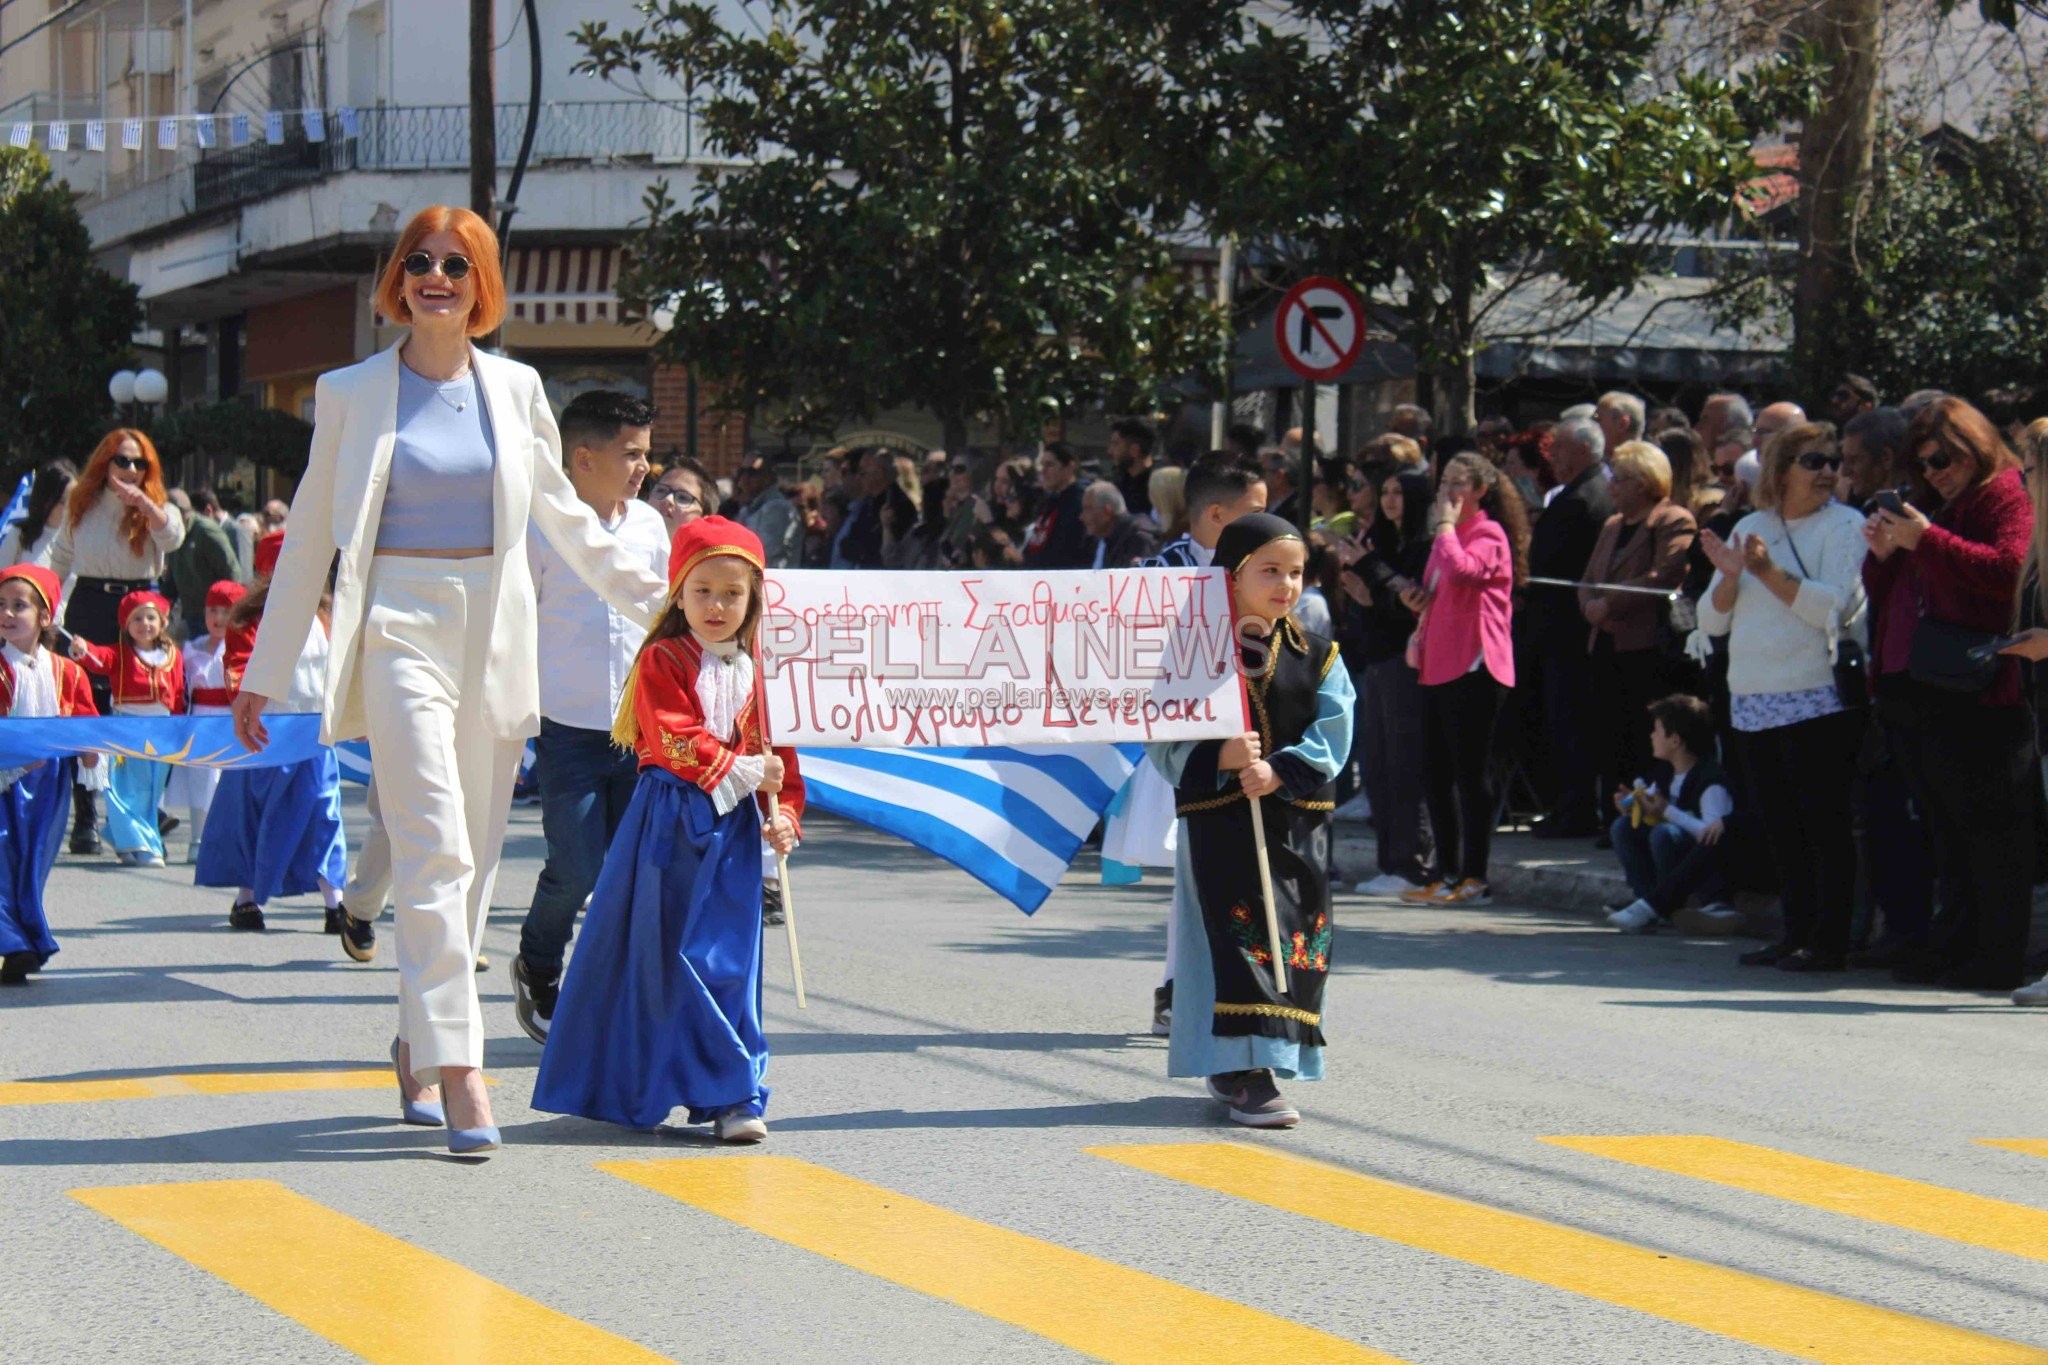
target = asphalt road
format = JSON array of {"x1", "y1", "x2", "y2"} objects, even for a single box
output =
[{"x1": 4, "y1": 788, "x2": 2048, "y2": 1364}]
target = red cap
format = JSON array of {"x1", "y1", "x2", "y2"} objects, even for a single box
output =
[
  {"x1": 205, "y1": 580, "x2": 249, "y2": 609},
  {"x1": 118, "y1": 590, "x2": 172, "y2": 631},
  {"x1": 668, "y1": 515, "x2": 764, "y2": 589},
  {"x1": 0, "y1": 563, "x2": 61, "y2": 619},
  {"x1": 254, "y1": 530, "x2": 285, "y2": 580}
]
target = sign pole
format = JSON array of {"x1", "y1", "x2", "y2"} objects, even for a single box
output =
[{"x1": 1297, "y1": 382, "x2": 1315, "y2": 537}]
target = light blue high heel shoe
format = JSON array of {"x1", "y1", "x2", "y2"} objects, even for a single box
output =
[
  {"x1": 390, "y1": 1037, "x2": 446, "y2": 1128},
  {"x1": 447, "y1": 1126, "x2": 501, "y2": 1156}
]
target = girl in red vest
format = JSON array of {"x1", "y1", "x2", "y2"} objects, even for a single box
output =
[
  {"x1": 71, "y1": 589, "x2": 182, "y2": 866},
  {"x1": 0, "y1": 564, "x2": 99, "y2": 983}
]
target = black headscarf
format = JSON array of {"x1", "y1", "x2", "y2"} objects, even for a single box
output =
[{"x1": 1214, "y1": 511, "x2": 1303, "y2": 575}]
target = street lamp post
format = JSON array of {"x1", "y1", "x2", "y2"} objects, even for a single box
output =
[{"x1": 109, "y1": 368, "x2": 170, "y2": 426}]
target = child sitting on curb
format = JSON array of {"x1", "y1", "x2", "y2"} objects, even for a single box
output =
[{"x1": 1607, "y1": 694, "x2": 1742, "y2": 934}]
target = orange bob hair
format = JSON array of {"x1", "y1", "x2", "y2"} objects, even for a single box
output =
[
  {"x1": 372, "y1": 205, "x2": 506, "y2": 337},
  {"x1": 70, "y1": 428, "x2": 168, "y2": 557}
]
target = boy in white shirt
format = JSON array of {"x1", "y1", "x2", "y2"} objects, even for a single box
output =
[{"x1": 1608, "y1": 694, "x2": 1740, "y2": 934}]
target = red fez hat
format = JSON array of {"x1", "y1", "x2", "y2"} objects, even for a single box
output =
[
  {"x1": 668, "y1": 515, "x2": 765, "y2": 588},
  {"x1": 0, "y1": 563, "x2": 62, "y2": 618},
  {"x1": 254, "y1": 530, "x2": 285, "y2": 580},
  {"x1": 118, "y1": 589, "x2": 171, "y2": 630},
  {"x1": 205, "y1": 580, "x2": 249, "y2": 609}
]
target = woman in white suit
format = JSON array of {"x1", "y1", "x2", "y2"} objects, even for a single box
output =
[{"x1": 232, "y1": 207, "x2": 667, "y2": 1155}]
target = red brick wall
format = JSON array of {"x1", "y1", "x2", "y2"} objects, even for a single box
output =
[{"x1": 651, "y1": 363, "x2": 750, "y2": 475}]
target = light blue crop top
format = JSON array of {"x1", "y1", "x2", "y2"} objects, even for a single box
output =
[{"x1": 376, "y1": 363, "x2": 497, "y2": 551}]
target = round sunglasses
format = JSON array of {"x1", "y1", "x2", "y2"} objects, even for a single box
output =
[{"x1": 402, "y1": 251, "x2": 472, "y2": 281}]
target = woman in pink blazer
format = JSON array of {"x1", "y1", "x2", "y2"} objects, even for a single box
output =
[{"x1": 1403, "y1": 453, "x2": 1530, "y2": 906}]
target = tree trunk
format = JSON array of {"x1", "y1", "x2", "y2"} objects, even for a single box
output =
[
  {"x1": 1792, "y1": 0, "x2": 1882, "y2": 398},
  {"x1": 941, "y1": 411, "x2": 969, "y2": 455}
]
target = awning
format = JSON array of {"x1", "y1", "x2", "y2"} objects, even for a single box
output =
[{"x1": 507, "y1": 247, "x2": 624, "y2": 325}]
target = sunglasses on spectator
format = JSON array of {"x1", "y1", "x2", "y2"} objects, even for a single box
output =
[
  {"x1": 109, "y1": 455, "x2": 148, "y2": 471},
  {"x1": 1794, "y1": 452, "x2": 1844, "y2": 472},
  {"x1": 1914, "y1": 451, "x2": 1961, "y2": 472},
  {"x1": 950, "y1": 463, "x2": 969, "y2": 476},
  {"x1": 402, "y1": 251, "x2": 472, "y2": 280}
]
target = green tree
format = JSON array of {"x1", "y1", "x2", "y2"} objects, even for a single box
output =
[
  {"x1": 1190, "y1": 1, "x2": 1810, "y2": 430},
  {"x1": 574, "y1": 1, "x2": 1227, "y2": 451},
  {"x1": 0, "y1": 148, "x2": 141, "y2": 472},
  {"x1": 151, "y1": 402, "x2": 316, "y2": 482}
]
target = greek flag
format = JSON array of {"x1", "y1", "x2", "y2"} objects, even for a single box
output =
[
  {"x1": 798, "y1": 744, "x2": 1143, "y2": 914},
  {"x1": 0, "y1": 473, "x2": 31, "y2": 545}
]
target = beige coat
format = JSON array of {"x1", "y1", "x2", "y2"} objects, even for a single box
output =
[
  {"x1": 242, "y1": 340, "x2": 668, "y2": 743},
  {"x1": 1577, "y1": 499, "x2": 1697, "y2": 654}
]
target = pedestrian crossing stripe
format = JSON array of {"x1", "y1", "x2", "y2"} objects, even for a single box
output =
[
  {"x1": 0, "y1": 1070, "x2": 393, "y2": 1106},
  {"x1": 1981, "y1": 1139, "x2": 2048, "y2": 1163},
  {"x1": 1090, "y1": 1142, "x2": 2047, "y2": 1365},
  {"x1": 70, "y1": 1179, "x2": 669, "y2": 1364},
  {"x1": 597, "y1": 1155, "x2": 1400, "y2": 1363},
  {"x1": 1548, "y1": 1135, "x2": 2048, "y2": 1265}
]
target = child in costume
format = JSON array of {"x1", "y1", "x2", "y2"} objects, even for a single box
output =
[
  {"x1": 0, "y1": 565, "x2": 100, "y2": 983},
  {"x1": 533, "y1": 516, "x2": 803, "y2": 1142},
  {"x1": 1148, "y1": 512, "x2": 1354, "y2": 1129},
  {"x1": 164, "y1": 579, "x2": 245, "y2": 865},
  {"x1": 196, "y1": 532, "x2": 349, "y2": 933},
  {"x1": 71, "y1": 589, "x2": 182, "y2": 866}
]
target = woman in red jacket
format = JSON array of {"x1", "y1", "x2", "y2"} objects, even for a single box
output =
[
  {"x1": 1864, "y1": 397, "x2": 2035, "y2": 990},
  {"x1": 1402, "y1": 454, "x2": 1530, "y2": 906}
]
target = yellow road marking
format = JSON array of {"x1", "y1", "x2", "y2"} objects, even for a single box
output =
[
  {"x1": 71, "y1": 1180, "x2": 667, "y2": 1364},
  {"x1": 1091, "y1": 1142, "x2": 2045, "y2": 1365},
  {"x1": 1551, "y1": 1135, "x2": 2048, "y2": 1265},
  {"x1": 598, "y1": 1155, "x2": 1397, "y2": 1363},
  {"x1": 0, "y1": 1070, "x2": 392, "y2": 1105},
  {"x1": 1982, "y1": 1140, "x2": 2048, "y2": 1162}
]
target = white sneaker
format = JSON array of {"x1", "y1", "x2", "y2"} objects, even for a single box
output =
[
  {"x1": 1607, "y1": 899, "x2": 1658, "y2": 934},
  {"x1": 2013, "y1": 976, "x2": 2048, "y2": 1006},
  {"x1": 1354, "y1": 873, "x2": 1415, "y2": 897},
  {"x1": 1333, "y1": 794, "x2": 1373, "y2": 823},
  {"x1": 715, "y1": 1108, "x2": 768, "y2": 1143},
  {"x1": 1691, "y1": 902, "x2": 1745, "y2": 930}
]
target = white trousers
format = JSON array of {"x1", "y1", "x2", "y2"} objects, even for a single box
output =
[{"x1": 359, "y1": 556, "x2": 522, "y2": 1084}]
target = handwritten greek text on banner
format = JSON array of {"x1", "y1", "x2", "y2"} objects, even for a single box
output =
[{"x1": 759, "y1": 569, "x2": 1243, "y2": 748}]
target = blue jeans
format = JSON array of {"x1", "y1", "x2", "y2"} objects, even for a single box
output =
[
  {"x1": 518, "y1": 718, "x2": 641, "y2": 976},
  {"x1": 1610, "y1": 815, "x2": 1727, "y2": 916}
]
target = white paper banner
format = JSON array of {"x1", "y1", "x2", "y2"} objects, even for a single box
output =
[{"x1": 757, "y1": 568, "x2": 1245, "y2": 748}]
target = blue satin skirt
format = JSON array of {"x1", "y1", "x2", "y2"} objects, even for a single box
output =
[
  {"x1": 194, "y1": 748, "x2": 349, "y2": 904},
  {"x1": 0, "y1": 758, "x2": 74, "y2": 968},
  {"x1": 105, "y1": 754, "x2": 168, "y2": 858},
  {"x1": 533, "y1": 767, "x2": 769, "y2": 1129}
]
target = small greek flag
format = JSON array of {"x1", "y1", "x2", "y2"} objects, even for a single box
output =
[
  {"x1": 230, "y1": 113, "x2": 250, "y2": 147},
  {"x1": 338, "y1": 106, "x2": 360, "y2": 138},
  {"x1": 47, "y1": 122, "x2": 69, "y2": 152},
  {"x1": 194, "y1": 115, "x2": 216, "y2": 149},
  {"x1": 121, "y1": 118, "x2": 143, "y2": 150},
  {"x1": 264, "y1": 111, "x2": 284, "y2": 145},
  {"x1": 303, "y1": 109, "x2": 325, "y2": 143},
  {"x1": 85, "y1": 120, "x2": 106, "y2": 151},
  {"x1": 7, "y1": 124, "x2": 28, "y2": 149},
  {"x1": 156, "y1": 117, "x2": 178, "y2": 150}
]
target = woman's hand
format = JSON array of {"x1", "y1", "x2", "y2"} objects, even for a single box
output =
[
  {"x1": 1875, "y1": 504, "x2": 1930, "y2": 551},
  {"x1": 1331, "y1": 532, "x2": 1368, "y2": 568},
  {"x1": 1583, "y1": 597, "x2": 1611, "y2": 629},
  {"x1": 1698, "y1": 528, "x2": 1745, "y2": 579},
  {"x1": 1219, "y1": 732, "x2": 1262, "y2": 770},
  {"x1": 1741, "y1": 533, "x2": 1778, "y2": 579},
  {"x1": 1340, "y1": 569, "x2": 1371, "y2": 606},
  {"x1": 758, "y1": 753, "x2": 786, "y2": 793},
  {"x1": 1862, "y1": 513, "x2": 1896, "y2": 561},
  {"x1": 766, "y1": 810, "x2": 797, "y2": 856},
  {"x1": 231, "y1": 690, "x2": 272, "y2": 753},
  {"x1": 1432, "y1": 486, "x2": 1461, "y2": 534},
  {"x1": 2000, "y1": 627, "x2": 2048, "y2": 661},
  {"x1": 108, "y1": 479, "x2": 167, "y2": 526},
  {"x1": 1239, "y1": 759, "x2": 1282, "y2": 799}
]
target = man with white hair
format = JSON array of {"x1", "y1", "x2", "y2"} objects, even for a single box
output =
[
  {"x1": 1528, "y1": 415, "x2": 1614, "y2": 840},
  {"x1": 1081, "y1": 480, "x2": 1158, "y2": 569},
  {"x1": 1696, "y1": 392, "x2": 1754, "y2": 454},
  {"x1": 1595, "y1": 392, "x2": 1647, "y2": 453}
]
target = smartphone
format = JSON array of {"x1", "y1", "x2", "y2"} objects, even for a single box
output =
[
  {"x1": 1868, "y1": 489, "x2": 1906, "y2": 517},
  {"x1": 1968, "y1": 634, "x2": 2027, "y2": 663}
]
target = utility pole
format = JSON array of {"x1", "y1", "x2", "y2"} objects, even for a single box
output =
[{"x1": 468, "y1": 0, "x2": 496, "y2": 220}]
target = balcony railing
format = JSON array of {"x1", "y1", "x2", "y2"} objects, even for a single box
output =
[{"x1": 188, "y1": 100, "x2": 697, "y2": 216}]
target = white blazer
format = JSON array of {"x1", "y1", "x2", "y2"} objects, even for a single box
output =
[{"x1": 243, "y1": 339, "x2": 669, "y2": 744}]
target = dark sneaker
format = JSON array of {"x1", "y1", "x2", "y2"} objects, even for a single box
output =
[
  {"x1": 1151, "y1": 982, "x2": 1173, "y2": 1037},
  {"x1": 324, "y1": 905, "x2": 348, "y2": 935},
  {"x1": 762, "y1": 880, "x2": 786, "y2": 927},
  {"x1": 339, "y1": 910, "x2": 377, "y2": 963},
  {"x1": 228, "y1": 902, "x2": 266, "y2": 932},
  {"x1": 157, "y1": 810, "x2": 181, "y2": 838},
  {"x1": 1207, "y1": 1068, "x2": 1300, "y2": 1129},
  {"x1": 512, "y1": 954, "x2": 559, "y2": 1044}
]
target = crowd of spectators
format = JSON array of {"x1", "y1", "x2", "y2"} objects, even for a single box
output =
[{"x1": 622, "y1": 376, "x2": 2048, "y2": 1001}]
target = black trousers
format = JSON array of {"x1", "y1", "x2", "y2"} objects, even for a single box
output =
[
  {"x1": 1592, "y1": 639, "x2": 1668, "y2": 803},
  {"x1": 1424, "y1": 670, "x2": 1506, "y2": 885},
  {"x1": 1361, "y1": 656, "x2": 1432, "y2": 883},
  {"x1": 1733, "y1": 710, "x2": 1862, "y2": 955},
  {"x1": 1540, "y1": 634, "x2": 1597, "y2": 827},
  {"x1": 1890, "y1": 687, "x2": 2037, "y2": 983}
]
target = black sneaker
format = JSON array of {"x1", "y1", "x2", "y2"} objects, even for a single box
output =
[
  {"x1": 339, "y1": 910, "x2": 376, "y2": 963},
  {"x1": 1151, "y1": 982, "x2": 1173, "y2": 1036},
  {"x1": 157, "y1": 810, "x2": 181, "y2": 838},
  {"x1": 512, "y1": 954, "x2": 559, "y2": 1043},
  {"x1": 228, "y1": 902, "x2": 266, "y2": 932},
  {"x1": 324, "y1": 905, "x2": 348, "y2": 935},
  {"x1": 762, "y1": 880, "x2": 786, "y2": 927}
]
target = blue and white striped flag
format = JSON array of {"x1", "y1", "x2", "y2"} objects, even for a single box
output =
[
  {"x1": 799, "y1": 744, "x2": 1142, "y2": 914},
  {"x1": 0, "y1": 473, "x2": 31, "y2": 545}
]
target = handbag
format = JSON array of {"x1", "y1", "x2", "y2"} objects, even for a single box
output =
[
  {"x1": 1780, "y1": 520, "x2": 1868, "y2": 710},
  {"x1": 1907, "y1": 614, "x2": 2000, "y2": 693}
]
